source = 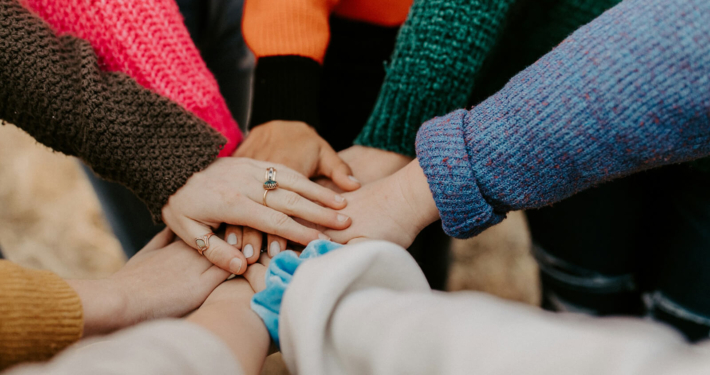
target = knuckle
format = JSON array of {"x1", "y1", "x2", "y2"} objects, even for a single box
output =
[
  {"x1": 284, "y1": 192, "x2": 301, "y2": 210},
  {"x1": 270, "y1": 211, "x2": 291, "y2": 228}
]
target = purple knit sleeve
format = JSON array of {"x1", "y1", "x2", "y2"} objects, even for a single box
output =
[{"x1": 416, "y1": 0, "x2": 710, "y2": 238}]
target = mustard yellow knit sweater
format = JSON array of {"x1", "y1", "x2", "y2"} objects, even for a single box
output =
[{"x1": 0, "y1": 261, "x2": 83, "y2": 370}]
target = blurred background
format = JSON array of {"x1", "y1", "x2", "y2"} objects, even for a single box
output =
[{"x1": 0, "y1": 121, "x2": 539, "y2": 373}]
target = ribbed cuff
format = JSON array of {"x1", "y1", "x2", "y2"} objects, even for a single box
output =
[
  {"x1": 249, "y1": 56, "x2": 322, "y2": 129},
  {"x1": 415, "y1": 109, "x2": 506, "y2": 238},
  {"x1": 0, "y1": 261, "x2": 83, "y2": 369}
]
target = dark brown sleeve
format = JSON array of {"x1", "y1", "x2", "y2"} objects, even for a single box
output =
[{"x1": 0, "y1": 0, "x2": 226, "y2": 221}]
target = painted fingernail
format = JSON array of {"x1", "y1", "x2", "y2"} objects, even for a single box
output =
[
  {"x1": 348, "y1": 175, "x2": 360, "y2": 184},
  {"x1": 335, "y1": 195, "x2": 345, "y2": 203},
  {"x1": 269, "y1": 241, "x2": 281, "y2": 257},
  {"x1": 229, "y1": 258, "x2": 243, "y2": 274},
  {"x1": 318, "y1": 233, "x2": 331, "y2": 241},
  {"x1": 227, "y1": 233, "x2": 237, "y2": 246},
  {"x1": 243, "y1": 244, "x2": 254, "y2": 258},
  {"x1": 337, "y1": 214, "x2": 349, "y2": 222}
]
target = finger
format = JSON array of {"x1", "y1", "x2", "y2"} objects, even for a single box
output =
[
  {"x1": 258, "y1": 163, "x2": 347, "y2": 210},
  {"x1": 180, "y1": 218, "x2": 247, "y2": 275},
  {"x1": 141, "y1": 227, "x2": 174, "y2": 252},
  {"x1": 258, "y1": 252, "x2": 271, "y2": 268},
  {"x1": 235, "y1": 199, "x2": 328, "y2": 246},
  {"x1": 242, "y1": 226, "x2": 262, "y2": 264},
  {"x1": 242, "y1": 262, "x2": 268, "y2": 293},
  {"x1": 266, "y1": 234, "x2": 288, "y2": 258},
  {"x1": 225, "y1": 225, "x2": 243, "y2": 249},
  {"x1": 318, "y1": 146, "x2": 360, "y2": 192},
  {"x1": 264, "y1": 188, "x2": 351, "y2": 230}
]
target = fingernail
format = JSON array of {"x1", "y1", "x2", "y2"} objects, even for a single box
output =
[
  {"x1": 337, "y1": 214, "x2": 349, "y2": 222},
  {"x1": 335, "y1": 195, "x2": 345, "y2": 203},
  {"x1": 318, "y1": 233, "x2": 331, "y2": 241},
  {"x1": 243, "y1": 244, "x2": 254, "y2": 258},
  {"x1": 229, "y1": 258, "x2": 243, "y2": 274},
  {"x1": 227, "y1": 233, "x2": 237, "y2": 246},
  {"x1": 269, "y1": 241, "x2": 281, "y2": 257},
  {"x1": 348, "y1": 175, "x2": 360, "y2": 184}
]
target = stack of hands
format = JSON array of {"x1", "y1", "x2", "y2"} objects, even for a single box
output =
[{"x1": 161, "y1": 119, "x2": 440, "y2": 276}]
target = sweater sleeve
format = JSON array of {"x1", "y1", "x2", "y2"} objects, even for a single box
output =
[
  {"x1": 279, "y1": 241, "x2": 710, "y2": 375},
  {"x1": 415, "y1": 0, "x2": 710, "y2": 238},
  {"x1": 20, "y1": 0, "x2": 242, "y2": 156},
  {"x1": 0, "y1": 261, "x2": 83, "y2": 370},
  {"x1": 4, "y1": 321, "x2": 243, "y2": 375},
  {"x1": 243, "y1": 0, "x2": 411, "y2": 129},
  {"x1": 355, "y1": 0, "x2": 516, "y2": 157},
  {"x1": 0, "y1": 0, "x2": 226, "y2": 221}
]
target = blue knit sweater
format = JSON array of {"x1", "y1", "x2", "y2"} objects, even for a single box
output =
[{"x1": 415, "y1": 0, "x2": 710, "y2": 239}]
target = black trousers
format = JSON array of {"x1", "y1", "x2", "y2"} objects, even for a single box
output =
[{"x1": 528, "y1": 164, "x2": 710, "y2": 341}]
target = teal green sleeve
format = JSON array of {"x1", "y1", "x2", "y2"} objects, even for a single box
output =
[{"x1": 354, "y1": 0, "x2": 516, "y2": 157}]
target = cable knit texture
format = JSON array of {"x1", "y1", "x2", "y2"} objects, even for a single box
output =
[
  {"x1": 0, "y1": 0, "x2": 226, "y2": 221},
  {"x1": 0, "y1": 261, "x2": 83, "y2": 370},
  {"x1": 21, "y1": 0, "x2": 242, "y2": 156},
  {"x1": 356, "y1": 0, "x2": 625, "y2": 157},
  {"x1": 416, "y1": 0, "x2": 710, "y2": 238}
]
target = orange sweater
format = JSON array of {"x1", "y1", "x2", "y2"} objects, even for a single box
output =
[
  {"x1": 0, "y1": 261, "x2": 83, "y2": 370},
  {"x1": 243, "y1": 0, "x2": 413, "y2": 63}
]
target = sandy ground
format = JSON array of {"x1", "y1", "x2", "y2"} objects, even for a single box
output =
[{"x1": 0, "y1": 123, "x2": 540, "y2": 373}]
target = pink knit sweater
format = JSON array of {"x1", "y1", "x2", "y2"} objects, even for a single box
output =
[{"x1": 22, "y1": 0, "x2": 242, "y2": 156}]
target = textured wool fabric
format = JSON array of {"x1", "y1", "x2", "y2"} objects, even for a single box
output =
[
  {"x1": 354, "y1": 0, "x2": 516, "y2": 156},
  {"x1": 0, "y1": 0, "x2": 226, "y2": 221},
  {"x1": 0, "y1": 261, "x2": 83, "y2": 370},
  {"x1": 21, "y1": 0, "x2": 242, "y2": 156},
  {"x1": 416, "y1": 0, "x2": 710, "y2": 238},
  {"x1": 243, "y1": 0, "x2": 412, "y2": 64},
  {"x1": 356, "y1": 0, "x2": 625, "y2": 157}
]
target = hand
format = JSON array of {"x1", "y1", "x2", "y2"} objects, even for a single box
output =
[
  {"x1": 324, "y1": 160, "x2": 440, "y2": 248},
  {"x1": 231, "y1": 121, "x2": 359, "y2": 261},
  {"x1": 161, "y1": 157, "x2": 351, "y2": 275},
  {"x1": 338, "y1": 145, "x2": 413, "y2": 185},
  {"x1": 68, "y1": 229, "x2": 230, "y2": 336},
  {"x1": 235, "y1": 120, "x2": 360, "y2": 190}
]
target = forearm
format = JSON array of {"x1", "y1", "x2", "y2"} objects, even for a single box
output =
[
  {"x1": 187, "y1": 281, "x2": 270, "y2": 375},
  {"x1": 0, "y1": 0, "x2": 225, "y2": 220},
  {"x1": 416, "y1": 0, "x2": 710, "y2": 238},
  {"x1": 355, "y1": 0, "x2": 516, "y2": 156}
]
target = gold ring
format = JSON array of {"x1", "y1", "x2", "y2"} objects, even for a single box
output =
[
  {"x1": 263, "y1": 189, "x2": 270, "y2": 206},
  {"x1": 264, "y1": 167, "x2": 278, "y2": 190},
  {"x1": 195, "y1": 233, "x2": 214, "y2": 255}
]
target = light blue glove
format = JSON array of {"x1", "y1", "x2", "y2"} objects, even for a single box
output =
[{"x1": 251, "y1": 240, "x2": 343, "y2": 348}]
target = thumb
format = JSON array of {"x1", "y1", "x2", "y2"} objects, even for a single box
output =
[
  {"x1": 318, "y1": 146, "x2": 360, "y2": 192},
  {"x1": 141, "y1": 227, "x2": 175, "y2": 252}
]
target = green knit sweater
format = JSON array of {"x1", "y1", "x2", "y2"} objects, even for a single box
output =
[{"x1": 355, "y1": 0, "x2": 622, "y2": 157}]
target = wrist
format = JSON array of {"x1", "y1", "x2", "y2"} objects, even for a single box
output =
[
  {"x1": 66, "y1": 279, "x2": 129, "y2": 337},
  {"x1": 397, "y1": 159, "x2": 440, "y2": 232}
]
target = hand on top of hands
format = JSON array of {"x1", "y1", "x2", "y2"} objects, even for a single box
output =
[
  {"x1": 226, "y1": 120, "x2": 360, "y2": 263},
  {"x1": 161, "y1": 157, "x2": 351, "y2": 275}
]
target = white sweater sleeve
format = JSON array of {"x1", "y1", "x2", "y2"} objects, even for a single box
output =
[
  {"x1": 279, "y1": 241, "x2": 710, "y2": 375},
  {"x1": 5, "y1": 320, "x2": 243, "y2": 375}
]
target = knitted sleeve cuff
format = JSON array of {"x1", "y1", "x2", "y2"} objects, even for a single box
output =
[
  {"x1": 355, "y1": 0, "x2": 516, "y2": 157},
  {"x1": 249, "y1": 56, "x2": 322, "y2": 129},
  {"x1": 251, "y1": 240, "x2": 342, "y2": 348},
  {"x1": 0, "y1": 261, "x2": 83, "y2": 369},
  {"x1": 415, "y1": 109, "x2": 506, "y2": 238}
]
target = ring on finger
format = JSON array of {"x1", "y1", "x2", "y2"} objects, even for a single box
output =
[
  {"x1": 264, "y1": 167, "x2": 278, "y2": 190},
  {"x1": 195, "y1": 233, "x2": 215, "y2": 255}
]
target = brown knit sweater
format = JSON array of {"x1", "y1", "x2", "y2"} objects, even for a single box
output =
[
  {"x1": 0, "y1": 261, "x2": 83, "y2": 370},
  {"x1": 0, "y1": 0, "x2": 226, "y2": 221}
]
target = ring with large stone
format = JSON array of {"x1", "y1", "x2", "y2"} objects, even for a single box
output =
[
  {"x1": 264, "y1": 167, "x2": 278, "y2": 190},
  {"x1": 195, "y1": 233, "x2": 215, "y2": 255}
]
